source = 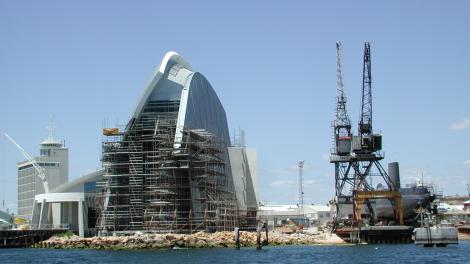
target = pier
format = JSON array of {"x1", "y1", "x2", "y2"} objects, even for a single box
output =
[
  {"x1": 0, "y1": 229, "x2": 67, "y2": 248},
  {"x1": 337, "y1": 226, "x2": 414, "y2": 244},
  {"x1": 359, "y1": 226, "x2": 413, "y2": 244}
]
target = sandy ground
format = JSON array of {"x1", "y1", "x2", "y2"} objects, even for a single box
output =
[
  {"x1": 314, "y1": 233, "x2": 346, "y2": 244},
  {"x1": 458, "y1": 232, "x2": 470, "y2": 240}
]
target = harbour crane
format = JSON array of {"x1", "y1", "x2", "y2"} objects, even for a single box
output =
[
  {"x1": 4, "y1": 133, "x2": 50, "y2": 193},
  {"x1": 331, "y1": 42, "x2": 400, "y2": 230},
  {"x1": 331, "y1": 42, "x2": 354, "y2": 229}
]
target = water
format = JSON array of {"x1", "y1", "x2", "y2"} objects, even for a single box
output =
[{"x1": 1, "y1": 242, "x2": 469, "y2": 264}]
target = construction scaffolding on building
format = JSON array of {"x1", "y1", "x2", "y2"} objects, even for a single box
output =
[{"x1": 96, "y1": 100, "x2": 240, "y2": 234}]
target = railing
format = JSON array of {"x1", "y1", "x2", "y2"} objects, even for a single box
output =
[{"x1": 29, "y1": 224, "x2": 70, "y2": 230}]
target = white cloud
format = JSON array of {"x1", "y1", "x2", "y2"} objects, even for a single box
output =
[
  {"x1": 270, "y1": 180, "x2": 296, "y2": 187},
  {"x1": 450, "y1": 118, "x2": 470, "y2": 130},
  {"x1": 464, "y1": 160, "x2": 470, "y2": 168},
  {"x1": 400, "y1": 167, "x2": 432, "y2": 185},
  {"x1": 304, "y1": 180, "x2": 316, "y2": 187}
]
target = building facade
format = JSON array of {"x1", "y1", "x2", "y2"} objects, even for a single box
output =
[
  {"x1": 258, "y1": 204, "x2": 333, "y2": 229},
  {"x1": 98, "y1": 52, "x2": 258, "y2": 234},
  {"x1": 17, "y1": 137, "x2": 68, "y2": 220}
]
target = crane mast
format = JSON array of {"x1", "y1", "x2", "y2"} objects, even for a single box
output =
[
  {"x1": 4, "y1": 133, "x2": 50, "y2": 193},
  {"x1": 359, "y1": 42, "x2": 373, "y2": 137},
  {"x1": 354, "y1": 42, "x2": 381, "y2": 155},
  {"x1": 334, "y1": 41, "x2": 352, "y2": 155}
]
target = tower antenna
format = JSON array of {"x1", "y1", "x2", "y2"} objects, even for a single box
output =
[{"x1": 298, "y1": 160, "x2": 305, "y2": 216}]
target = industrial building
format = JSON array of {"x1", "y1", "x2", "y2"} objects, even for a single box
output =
[
  {"x1": 258, "y1": 204, "x2": 333, "y2": 229},
  {"x1": 17, "y1": 133, "x2": 68, "y2": 220}
]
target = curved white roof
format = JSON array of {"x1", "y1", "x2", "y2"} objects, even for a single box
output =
[
  {"x1": 131, "y1": 51, "x2": 193, "y2": 120},
  {"x1": 52, "y1": 169, "x2": 104, "y2": 193},
  {"x1": 158, "y1": 51, "x2": 192, "y2": 74}
]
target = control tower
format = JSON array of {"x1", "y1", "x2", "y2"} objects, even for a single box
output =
[{"x1": 17, "y1": 124, "x2": 68, "y2": 220}]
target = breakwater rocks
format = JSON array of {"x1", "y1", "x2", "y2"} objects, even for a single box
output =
[{"x1": 35, "y1": 231, "x2": 343, "y2": 250}]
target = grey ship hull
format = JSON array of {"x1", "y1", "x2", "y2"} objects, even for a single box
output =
[{"x1": 337, "y1": 186, "x2": 431, "y2": 224}]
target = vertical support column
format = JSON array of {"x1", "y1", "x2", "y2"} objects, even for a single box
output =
[
  {"x1": 38, "y1": 199, "x2": 47, "y2": 229},
  {"x1": 78, "y1": 199, "x2": 84, "y2": 237},
  {"x1": 256, "y1": 225, "x2": 262, "y2": 250},
  {"x1": 263, "y1": 222, "x2": 269, "y2": 246},
  {"x1": 31, "y1": 199, "x2": 40, "y2": 227}
]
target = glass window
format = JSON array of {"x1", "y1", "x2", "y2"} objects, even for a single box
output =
[{"x1": 84, "y1": 182, "x2": 97, "y2": 193}]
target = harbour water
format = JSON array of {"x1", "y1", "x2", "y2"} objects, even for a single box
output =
[{"x1": 1, "y1": 241, "x2": 469, "y2": 264}]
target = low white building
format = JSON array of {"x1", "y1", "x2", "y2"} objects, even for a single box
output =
[
  {"x1": 258, "y1": 204, "x2": 333, "y2": 229},
  {"x1": 31, "y1": 170, "x2": 104, "y2": 237}
]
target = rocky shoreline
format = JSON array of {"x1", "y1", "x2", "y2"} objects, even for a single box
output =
[{"x1": 35, "y1": 231, "x2": 345, "y2": 250}]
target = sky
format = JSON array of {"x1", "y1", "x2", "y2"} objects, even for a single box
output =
[{"x1": 1, "y1": 1, "x2": 470, "y2": 213}]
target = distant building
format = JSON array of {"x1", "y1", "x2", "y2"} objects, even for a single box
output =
[
  {"x1": 17, "y1": 135, "x2": 68, "y2": 220},
  {"x1": 258, "y1": 204, "x2": 333, "y2": 229},
  {"x1": 443, "y1": 209, "x2": 470, "y2": 224}
]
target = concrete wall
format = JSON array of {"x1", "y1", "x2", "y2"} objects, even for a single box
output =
[{"x1": 228, "y1": 147, "x2": 258, "y2": 210}]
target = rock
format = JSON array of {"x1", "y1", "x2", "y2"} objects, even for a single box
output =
[
  {"x1": 195, "y1": 239, "x2": 207, "y2": 248},
  {"x1": 37, "y1": 230, "x2": 331, "y2": 250}
]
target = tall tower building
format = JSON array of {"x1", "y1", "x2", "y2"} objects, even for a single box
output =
[{"x1": 17, "y1": 127, "x2": 68, "y2": 220}]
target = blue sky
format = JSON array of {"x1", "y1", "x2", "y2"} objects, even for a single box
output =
[{"x1": 1, "y1": 1, "x2": 469, "y2": 212}]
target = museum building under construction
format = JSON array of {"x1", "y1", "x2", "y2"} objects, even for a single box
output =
[{"x1": 96, "y1": 52, "x2": 258, "y2": 235}]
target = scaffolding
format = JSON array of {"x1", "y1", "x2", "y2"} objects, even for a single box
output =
[{"x1": 97, "y1": 100, "x2": 240, "y2": 234}]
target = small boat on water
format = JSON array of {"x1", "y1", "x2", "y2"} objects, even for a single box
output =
[
  {"x1": 414, "y1": 224, "x2": 458, "y2": 247},
  {"x1": 413, "y1": 205, "x2": 458, "y2": 247}
]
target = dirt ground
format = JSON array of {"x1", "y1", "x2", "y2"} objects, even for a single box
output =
[{"x1": 458, "y1": 232, "x2": 470, "y2": 240}]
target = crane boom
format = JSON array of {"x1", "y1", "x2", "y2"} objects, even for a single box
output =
[
  {"x1": 4, "y1": 133, "x2": 50, "y2": 193},
  {"x1": 333, "y1": 41, "x2": 353, "y2": 156}
]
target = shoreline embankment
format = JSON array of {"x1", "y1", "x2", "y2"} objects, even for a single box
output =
[{"x1": 35, "y1": 231, "x2": 345, "y2": 250}]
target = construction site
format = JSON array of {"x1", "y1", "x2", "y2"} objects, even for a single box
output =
[
  {"x1": 92, "y1": 52, "x2": 259, "y2": 235},
  {"x1": 97, "y1": 100, "x2": 243, "y2": 234}
]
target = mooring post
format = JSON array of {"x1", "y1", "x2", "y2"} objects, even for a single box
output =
[
  {"x1": 234, "y1": 227, "x2": 240, "y2": 250},
  {"x1": 263, "y1": 222, "x2": 269, "y2": 246},
  {"x1": 256, "y1": 225, "x2": 262, "y2": 250}
]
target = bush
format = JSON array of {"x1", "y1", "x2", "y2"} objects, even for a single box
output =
[{"x1": 54, "y1": 230, "x2": 76, "y2": 238}]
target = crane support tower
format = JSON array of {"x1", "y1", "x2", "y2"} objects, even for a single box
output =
[{"x1": 330, "y1": 42, "x2": 401, "y2": 230}]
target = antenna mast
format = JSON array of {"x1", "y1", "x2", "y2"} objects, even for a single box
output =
[{"x1": 298, "y1": 160, "x2": 305, "y2": 216}]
